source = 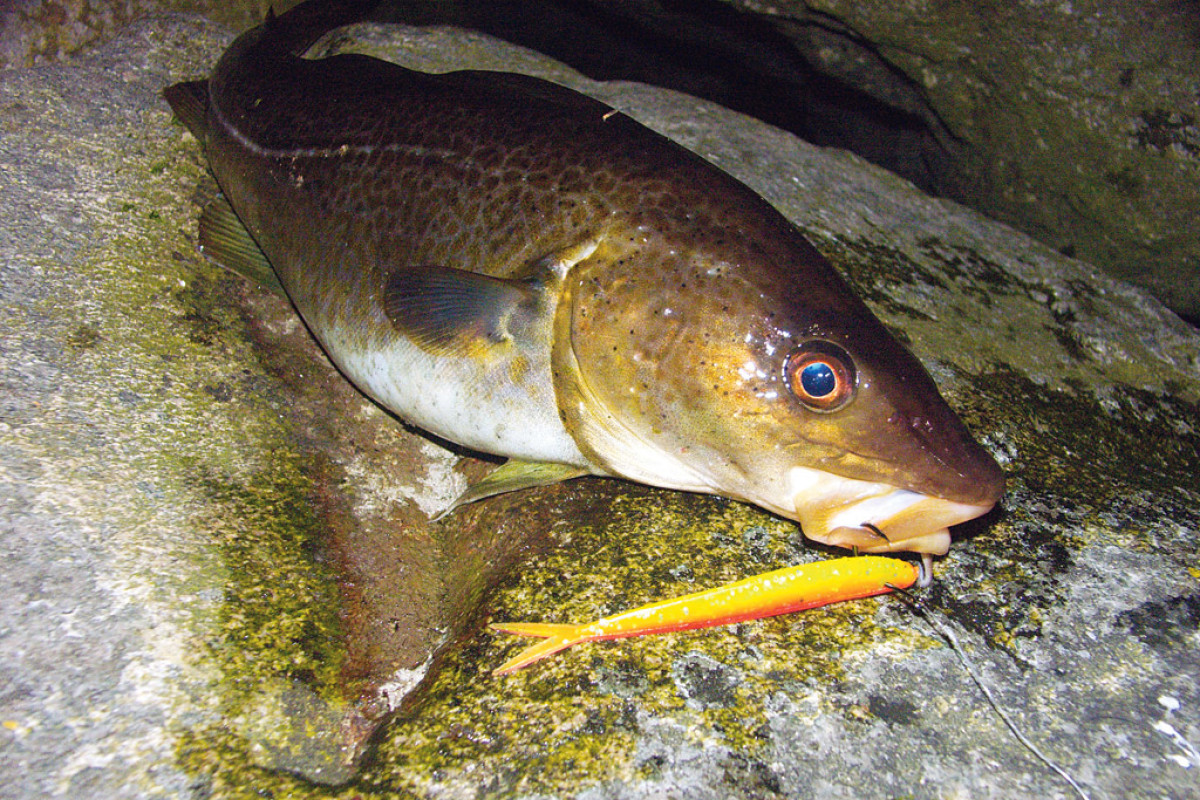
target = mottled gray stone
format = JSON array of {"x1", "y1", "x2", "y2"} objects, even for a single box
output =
[
  {"x1": 1, "y1": 9, "x2": 1198, "y2": 800},
  {"x1": 725, "y1": 0, "x2": 1200, "y2": 319},
  {"x1": 0, "y1": 0, "x2": 278, "y2": 69}
]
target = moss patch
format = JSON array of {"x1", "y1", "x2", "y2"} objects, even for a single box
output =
[
  {"x1": 188, "y1": 462, "x2": 348, "y2": 697},
  {"x1": 910, "y1": 365, "x2": 1200, "y2": 664},
  {"x1": 351, "y1": 488, "x2": 925, "y2": 796},
  {"x1": 35, "y1": 80, "x2": 383, "y2": 789}
]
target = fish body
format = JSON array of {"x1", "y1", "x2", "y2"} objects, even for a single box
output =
[{"x1": 165, "y1": 0, "x2": 1003, "y2": 558}]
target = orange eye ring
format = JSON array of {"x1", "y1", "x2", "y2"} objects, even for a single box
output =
[{"x1": 784, "y1": 341, "x2": 856, "y2": 412}]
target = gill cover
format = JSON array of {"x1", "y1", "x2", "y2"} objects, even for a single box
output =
[{"x1": 552, "y1": 227, "x2": 1003, "y2": 558}]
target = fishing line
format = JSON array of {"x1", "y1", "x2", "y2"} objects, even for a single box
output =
[{"x1": 888, "y1": 585, "x2": 1091, "y2": 800}]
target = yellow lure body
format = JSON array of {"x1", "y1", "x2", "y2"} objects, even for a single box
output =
[{"x1": 491, "y1": 555, "x2": 918, "y2": 674}]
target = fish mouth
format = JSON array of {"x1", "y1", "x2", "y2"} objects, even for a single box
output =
[{"x1": 788, "y1": 466, "x2": 998, "y2": 559}]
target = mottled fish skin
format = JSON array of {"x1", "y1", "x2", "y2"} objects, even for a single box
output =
[{"x1": 166, "y1": 0, "x2": 1004, "y2": 557}]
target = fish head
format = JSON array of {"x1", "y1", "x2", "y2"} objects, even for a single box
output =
[{"x1": 555, "y1": 227, "x2": 1004, "y2": 558}]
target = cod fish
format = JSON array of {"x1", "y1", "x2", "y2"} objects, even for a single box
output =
[{"x1": 164, "y1": 0, "x2": 1003, "y2": 576}]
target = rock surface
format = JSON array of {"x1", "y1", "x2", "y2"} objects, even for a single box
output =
[
  {"x1": 1, "y1": 10, "x2": 1198, "y2": 800},
  {"x1": 725, "y1": 0, "x2": 1200, "y2": 319},
  {"x1": 7, "y1": 0, "x2": 1198, "y2": 321},
  {"x1": 0, "y1": 0, "x2": 282, "y2": 69}
]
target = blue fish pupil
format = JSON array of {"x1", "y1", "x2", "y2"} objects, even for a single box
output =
[{"x1": 801, "y1": 362, "x2": 837, "y2": 398}]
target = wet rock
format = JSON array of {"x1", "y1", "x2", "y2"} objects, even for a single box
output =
[
  {"x1": 0, "y1": 11, "x2": 528, "y2": 795},
  {"x1": 1, "y1": 9, "x2": 1198, "y2": 800},
  {"x1": 720, "y1": 0, "x2": 1200, "y2": 319},
  {"x1": 0, "y1": 0, "x2": 278, "y2": 68}
]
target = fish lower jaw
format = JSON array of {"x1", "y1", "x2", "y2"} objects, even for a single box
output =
[
  {"x1": 788, "y1": 467, "x2": 995, "y2": 557},
  {"x1": 823, "y1": 525, "x2": 951, "y2": 556}
]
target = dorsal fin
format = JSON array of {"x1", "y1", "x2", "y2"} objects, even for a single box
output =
[
  {"x1": 441, "y1": 70, "x2": 615, "y2": 116},
  {"x1": 258, "y1": 0, "x2": 380, "y2": 58}
]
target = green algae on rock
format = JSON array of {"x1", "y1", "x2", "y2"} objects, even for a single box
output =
[
  {"x1": 1, "y1": 11, "x2": 475, "y2": 796},
  {"x1": 309, "y1": 21, "x2": 1199, "y2": 800},
  {"x1": 3, "y1": 9, "x2": 1200, "y2": 800},
  {"x1": 360, "y1": 490, "x2": 926, "y2": 798}
]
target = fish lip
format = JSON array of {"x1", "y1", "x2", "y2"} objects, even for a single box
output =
[
  {"x1": 789, "y1": 467, "x2": 998, "y2": 556},
  {"x1": 822, "y1": 441, "x2": 1006, "y2": 510}
]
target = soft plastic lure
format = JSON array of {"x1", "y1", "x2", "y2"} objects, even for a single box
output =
[{"x1": 491, "y1": 555, "x2": 920, "y2": 675}]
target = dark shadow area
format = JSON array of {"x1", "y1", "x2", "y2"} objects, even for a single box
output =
[{"x1": 373, "y1": 0, "x2": 956, "y2": 197}]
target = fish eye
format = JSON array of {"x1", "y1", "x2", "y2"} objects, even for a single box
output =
[{"x1": 784, "y1": 341, "x2": 856, "y2": 412}]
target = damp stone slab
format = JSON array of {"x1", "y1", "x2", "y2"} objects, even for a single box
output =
[{"x1": 1, "y1": 11, "x2": 1199, "y2": 800}]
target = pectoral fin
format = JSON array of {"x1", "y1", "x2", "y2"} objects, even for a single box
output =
[
  {"x1": 435, "y1": 459, "x2": 589, "y2": 520},
  {"x1": 197, "y1": 197, "x2": 285, "y2": 296},
  {"x1": 382, "y1": 267, "x2": 541, "y2": 358}
]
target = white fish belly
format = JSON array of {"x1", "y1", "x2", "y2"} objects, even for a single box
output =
[{"x1": 325, "y1": 328, "x2": 589, "y2": 467}]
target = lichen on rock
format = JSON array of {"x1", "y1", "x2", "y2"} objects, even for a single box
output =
[{"x1": 1, "y1": 10, "x2": 1198, "y2": 800}]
